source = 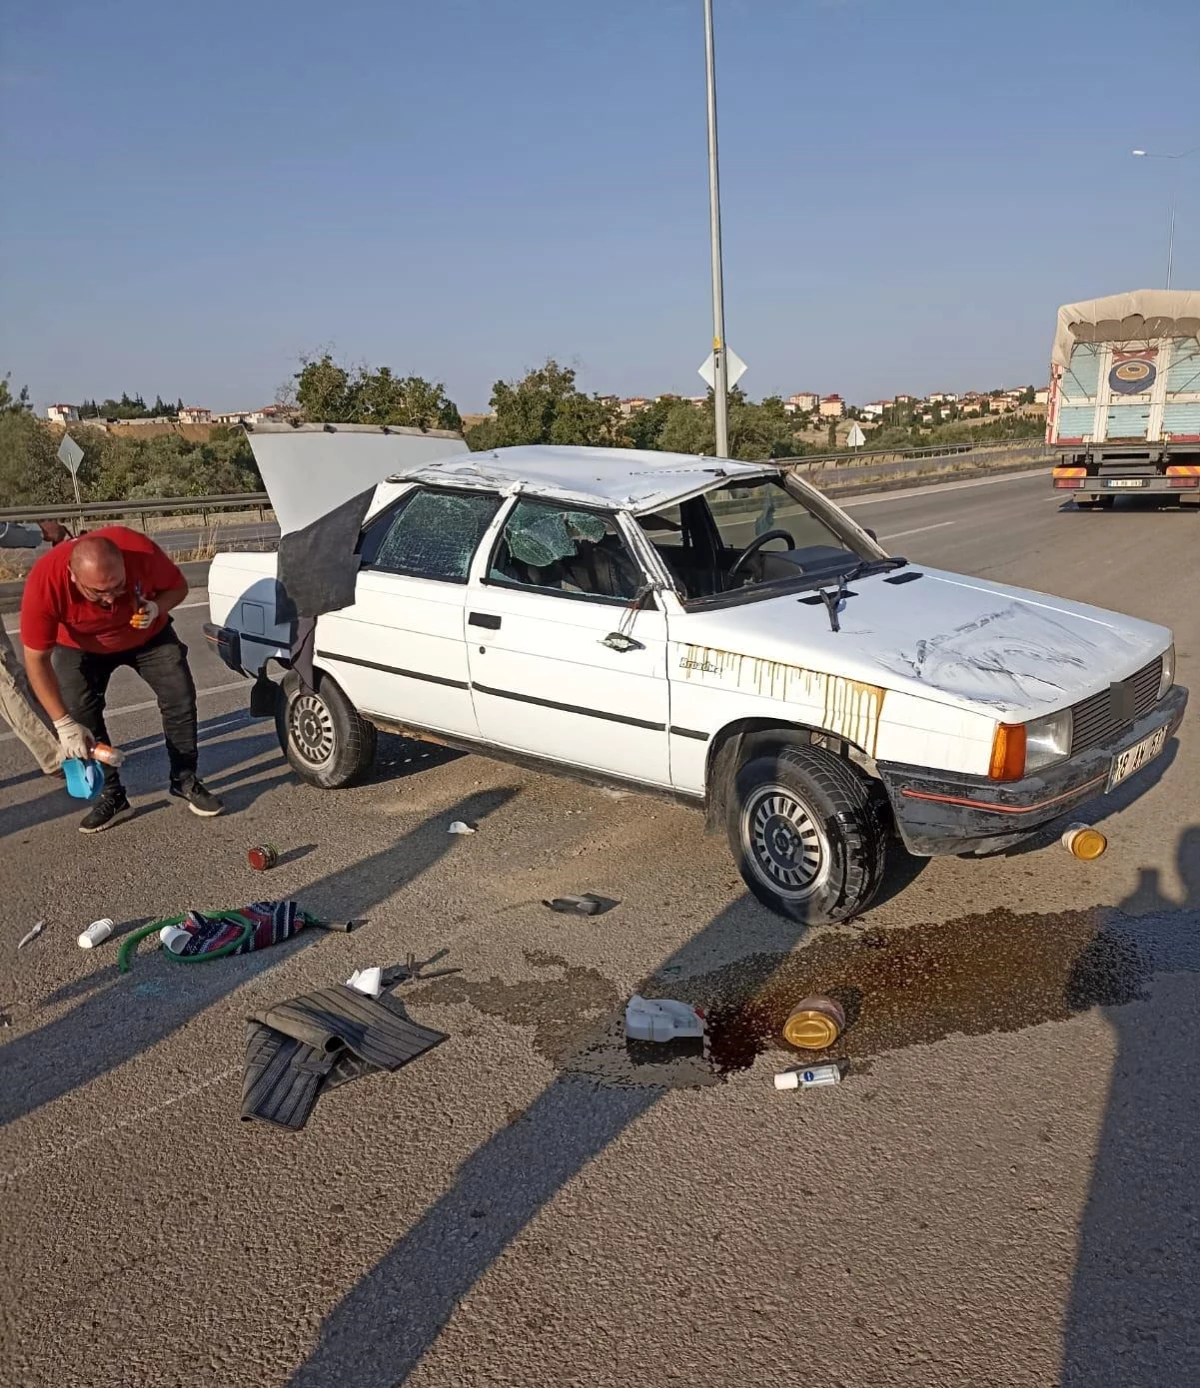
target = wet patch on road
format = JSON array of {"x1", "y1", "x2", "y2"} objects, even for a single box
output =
[{"x1": 412, "y1": 907, "x2": 1199, "y2": 1091}]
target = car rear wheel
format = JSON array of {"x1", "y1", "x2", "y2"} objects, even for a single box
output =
[
  {"x1": 727, "y1": 743, "x2": 887, "y2": 926},
  {"x1": 275, "y1": 670, "x2": 377, "y2": 788}
]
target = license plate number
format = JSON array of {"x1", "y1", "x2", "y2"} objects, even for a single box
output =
[
  {"x1": 1107, "y1": 726, "x2": 1168, "y2": 790},
  {"x1": 1106, "y1": 478, "x2": 1147, "y2": 488}
]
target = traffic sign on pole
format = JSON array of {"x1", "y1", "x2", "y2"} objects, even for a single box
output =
[
  {"x1": 698, "y1": 346, "x2": 746, "y2": 392},
  {"x1": 57, "y1": 433, "x2": 84, "y2": 506}
]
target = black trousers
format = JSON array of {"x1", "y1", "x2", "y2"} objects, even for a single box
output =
[{"x1": 53, "y1": 623, "x2": 200, "y2": 790}]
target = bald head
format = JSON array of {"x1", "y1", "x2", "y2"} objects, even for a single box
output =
[{"x1": 69, "y1": 535, "x2": 126, "y2": 605}]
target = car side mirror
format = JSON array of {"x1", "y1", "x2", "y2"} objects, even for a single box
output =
[{"x1": 864, "y1": 528, "x2": 878, "y2": 541}]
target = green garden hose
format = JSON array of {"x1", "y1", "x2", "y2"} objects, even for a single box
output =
[{"x1": 117, "y1": 913, "x2": 255, "y2": 974}]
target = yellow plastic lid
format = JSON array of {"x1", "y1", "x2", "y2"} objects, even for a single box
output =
[{"x1": 782, "y1": 997, "x2": 846, "y2": 1050}]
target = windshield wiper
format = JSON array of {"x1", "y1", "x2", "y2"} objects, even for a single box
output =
[
  {"x1": 846, "y1": 555, "x2": 908, "y2": 581},
  {"x1": 800, "y1": 557, "x2": 907, "y2": 633}
]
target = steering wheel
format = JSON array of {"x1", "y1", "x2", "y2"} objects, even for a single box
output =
[{"x1": 728, "y1": 528, "x2": 796, "y2": 580}]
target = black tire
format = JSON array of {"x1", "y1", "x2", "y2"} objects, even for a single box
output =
[
  {"x1": 1096, "y1": 495, "x2": 1115, "y2": 509},
  {"x1": 726, "y1": 743, "x2": 887, "y2": 926},
  {"x1": 1075, "y1": 497, "x2": 1097, "y2": 510},
  {"x1": 274, "y1": 670, "x2": 377, "y2": 788}
]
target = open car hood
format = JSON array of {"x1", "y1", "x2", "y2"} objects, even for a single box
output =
[{"x1": 246, "y1": 424, "x2": 464, "y2": 534}]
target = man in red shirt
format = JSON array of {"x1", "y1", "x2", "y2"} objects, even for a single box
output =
[{"x1": 21, "y1": 526, "x2": 223, "y2": 832}]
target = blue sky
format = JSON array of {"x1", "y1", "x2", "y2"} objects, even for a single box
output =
[{"x1": 2, "y1": 0, "x2": 1196, "y2": 413}]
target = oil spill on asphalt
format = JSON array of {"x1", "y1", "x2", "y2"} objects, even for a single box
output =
[{"x1": 412, "y1": 909, "x2": 1166, "y2": 1091}]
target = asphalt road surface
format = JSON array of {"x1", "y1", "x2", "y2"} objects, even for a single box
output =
[{"x1": 3, "y1": 470, "x2": 1198, "y2": 1388}]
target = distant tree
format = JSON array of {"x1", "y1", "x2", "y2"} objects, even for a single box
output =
[
  {"x1": 1, "y1": 374, "x2": 32, "y2": 415},
  {"x1": 292, "y1": 352, "x2": 461, "y2": 432},
  {"x1": 623, "y1": 395, "x2": 677, "y2": 451},
  {"x1": 478, "y1": 359, "x2": 625, "y2": 449},
  {"x1": 1018, "y1": 385, "x2": 1035, "y2": 406},
  {"x1": 827, "y1": 419, "x2": 838, "y2": 448}
]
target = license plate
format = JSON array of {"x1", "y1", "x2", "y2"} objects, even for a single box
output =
[
  {"x1": 1106, "y1": 478, "x2": 1147, "y2": 488},
  {"x1": 1107, "y1": 726, "x2": 1168, "y2": 791}
]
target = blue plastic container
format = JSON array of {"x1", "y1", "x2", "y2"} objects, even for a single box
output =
[{"x1": 63, "y1": 758, "x2": 105, "y2": 800}]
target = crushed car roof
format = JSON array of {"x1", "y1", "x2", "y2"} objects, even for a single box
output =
[{"x1": 383, "y1": 445, "x2": 781, "y2": 514}]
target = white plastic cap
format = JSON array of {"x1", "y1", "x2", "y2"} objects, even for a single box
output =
[
  {"x1": 159, "y1": 925, "x2": 192, "y2": 954},
  {"x1": 774, "y1": 1070, "x2": 801, "y2": 1090}
]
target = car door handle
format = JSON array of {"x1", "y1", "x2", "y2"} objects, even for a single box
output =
[{"x1": 469, "y1": 612, "x2": 502, "y2": 630}]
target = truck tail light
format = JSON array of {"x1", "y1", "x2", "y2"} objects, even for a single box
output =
[
  {"x1": 1053, "y1": 467, "x2": 1086, "y2": 489},
  {"x1": 1167, "y1": 466, "x2": 1200, "y2": 488},
  {"x1": 989, "y1": 723, "x2": 1027, "y2": 781}
]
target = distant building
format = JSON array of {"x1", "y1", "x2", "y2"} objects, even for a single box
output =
[
  {"x1": 818, "y1": 394, "x2": 846, "y2": 419},
  {"x1": 860, "y1": 401, "x2": 889, "y2": 421},
  {"x1": 619, "y1": 398, "x2": 652, "y2": 417},
  {"x1": 1034, "y1": 387, "x2": 1049, "y2": 406},
  {"x1": 928, "y1": 392, "x2": 959, "y2": 405},
  {"x1": 212, "y1": 406, "x2": 281, "y2": 426},
  {"x1": 893, "y1": 393, "x2": 916, "y2": 406},
  {"x1": 785, "y1": 392, "x2": 820, "y2": 414},
  {"x1": 177, "y1": 406, "x2": 212, "y2": 424},
  {"x1": 46, "y1": 403, "x2": 78, "y2": 424}
]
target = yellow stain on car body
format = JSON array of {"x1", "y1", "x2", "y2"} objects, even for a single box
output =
[{"x1": 680, "y1": 645, "x2": 885, "y2": 755}]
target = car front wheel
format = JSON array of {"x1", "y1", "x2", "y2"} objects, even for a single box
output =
[
  {"x1": 275, "y1": 670, "x2": 377, "y2": 788},
  {"x1": 727, "y1": 743, "x2": 887, "y2": 926}
]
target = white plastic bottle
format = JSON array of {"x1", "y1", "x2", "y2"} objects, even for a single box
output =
[{"x1": 624, "y1": 995, "x2": 706, "y2": 1043}]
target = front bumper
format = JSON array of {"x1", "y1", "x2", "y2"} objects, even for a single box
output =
[{"x1": 879, "y1": 684, "x2": 1188, "y2": 855}]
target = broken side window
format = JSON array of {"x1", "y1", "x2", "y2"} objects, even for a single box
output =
[
  {"x1": 489, "y1": 500, "x2": 644, "y2": 602},
  {"x1": 368, "y1": 488, "x2": 502, "y2": 582}
]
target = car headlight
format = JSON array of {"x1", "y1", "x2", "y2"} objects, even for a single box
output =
[
  {"x1": 1159, "y1": 644, "x2": 1175, "y2": 701},
  {"x1": 989, "y1": 708, "x2": 1073, "y2": 781},
  {"x1": 1024, "y1": 708, "x2": 1073, "y2": 773}
]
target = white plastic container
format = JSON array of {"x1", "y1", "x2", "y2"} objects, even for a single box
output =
[
  {"x1": 624, "y1": 994, "x2": 706, "y2": 1043},
  {"x1": 77, "y1": 918, "x2": 114, "y2": 949},
  {"x1": 159, "y1": 925, "x2": 192, "y2": 954}
]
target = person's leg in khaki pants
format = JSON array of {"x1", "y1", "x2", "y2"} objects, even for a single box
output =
[{"x1": 0, "y1": 623, "x2": 61, "y2": 774}]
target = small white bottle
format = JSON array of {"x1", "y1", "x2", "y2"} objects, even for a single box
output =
[
  {"x1": 78, "y1": 919, "x2": 114, "y2": 949},
  {"x1": 774, "y1": 1064, "x2": 844, "y2": 1091}
]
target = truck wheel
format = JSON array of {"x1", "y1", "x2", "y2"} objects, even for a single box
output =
[
  {"x1": 1096, "y1": 495, "x2": 1115, "y2": 509},
  {"x1": 275, "y1": 670, "x2": 377, "y2": 789},
  {"x1": 1075, "y1": 497, "x2": 1097, "y2": 510},
  {"x1": 727, "y1": 743, "x2": 887, "y2": 926}
]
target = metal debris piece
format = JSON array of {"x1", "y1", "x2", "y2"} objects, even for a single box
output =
[
  {"x1": 17, "y1": 921, "x2": 46, "y2": 950},
  {"x1": 543, "y1": 894, "x2": 618, "y2": 917},
  {"x1": 382, "y1": 950, "x2": 461, "y2": 987}
]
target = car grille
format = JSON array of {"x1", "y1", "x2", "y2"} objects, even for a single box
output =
[{"x1": 1069, "y1": 657, "x2": 1163, "y2": 755}]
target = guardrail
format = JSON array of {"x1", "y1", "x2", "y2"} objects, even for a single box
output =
[
  {"x1": 0, "y1": 439, "x2": 1046, "y2": 527},
  {"x1": 0, "y1": 493, "x2": 272, "y2": 530}
]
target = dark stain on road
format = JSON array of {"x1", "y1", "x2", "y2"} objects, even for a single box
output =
[{"x1": 413, "y1": 908, "x2": 1156, "y2": 1091}]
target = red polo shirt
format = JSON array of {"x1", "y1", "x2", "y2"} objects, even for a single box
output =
[{"x1": 20, "y1": 526, "x2": 186, "y2": 654}]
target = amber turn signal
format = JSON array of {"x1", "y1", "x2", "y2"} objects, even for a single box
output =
[{"x1": 989, "y1": 723, "x2": 1027, "y2": 781}]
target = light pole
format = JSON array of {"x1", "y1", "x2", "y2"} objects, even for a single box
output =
[
  {"x1": 703, "y1": 0, "x2": 729, "y2": 457},
  {"x1": 1131, "y1": 146, "x2": 1199, "y2": 290}
]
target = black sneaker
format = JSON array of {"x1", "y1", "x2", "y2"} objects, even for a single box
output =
[
  {"x1": 170, "y1": 778, "x2": 224, "y2": 817},
  {"x1": 79, "y1": 787, "x2": 133, "y2": 834}
]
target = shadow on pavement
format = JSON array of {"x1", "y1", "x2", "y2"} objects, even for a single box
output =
[
  {"x1": 0, "y1": 788, "x2": 517, "y2": 1130},
  {"x1": 1061, "y1": 824, "x2": 1200, "y2": 1386},
  {"x1": 285, "y1": 892, "x2": 812, "y2": 1388}
]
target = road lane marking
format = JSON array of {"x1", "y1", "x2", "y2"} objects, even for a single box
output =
[
  {"x1": 841, "y1": 467, "x2": 1051, "y2": 508},
  {"x1": 876, "y1": 521, "x2": 955, "y2": 541},
  {"x1": 0, "y1": 680, "x2": 246, "y2": 744},
  {"x1": 1, "y1": 1067, "x2": 239, "y2": 1185}
]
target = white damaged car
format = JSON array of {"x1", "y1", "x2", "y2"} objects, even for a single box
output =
[{"x1": 206, "y1": 433, "x2": 1185, "y2": 925}]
